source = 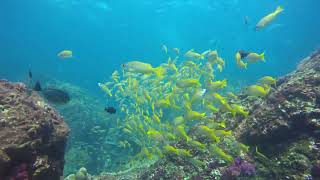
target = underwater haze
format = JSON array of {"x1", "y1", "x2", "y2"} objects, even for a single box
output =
[
  {"x1": 1, "y1": 0, "x2": 319, "y2": 93},
  {"x1": 1, "y1": 0, "x2": 320, "y2": 179}
]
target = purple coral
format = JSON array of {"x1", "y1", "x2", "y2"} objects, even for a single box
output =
[
  {"x1": 222, "y1": 157, "x2": 255, "y2": 179},
  {"x1": 9, "y1": 163, "x2": 29, "y2": 180},
  {"x1": 311, "y1": 162, "x2": 320, "y2": 178},
  {"x1": 240, "y1": 161, "x2": 256, "y2": 176}
]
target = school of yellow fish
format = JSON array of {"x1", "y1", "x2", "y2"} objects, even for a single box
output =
[{"x1": 99, "y1": 44, "x2": 277, "y2": 164}]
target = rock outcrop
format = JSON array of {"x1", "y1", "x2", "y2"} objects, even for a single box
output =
[
  {"x1": 234, "y1": 49, "x2": 320, "y2": 179},
  {"x1": 236, "y1": 50, "x2": 320, "y2": 148},
  {"x1": 0, "y1": 80, "x2": 69, "y2": 180}
]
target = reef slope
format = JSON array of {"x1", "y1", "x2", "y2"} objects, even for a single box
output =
[
  {"x1": 237, "y1": 50, "x2": 320, "y2": 145},
  {"x1": 0, "y1": 80, "x2": 69, "y2": 179},
  {"x1": 235, "y1": 50, "x2": 320, "y2": 179}
]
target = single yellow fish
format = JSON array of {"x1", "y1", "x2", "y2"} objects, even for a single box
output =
[
  {"x1": 259, "y1": 76, "x2": 276, "y2": 86},
  {"x1": 176, "y1": 79, "x2": 201, "y2": 88},
  {"x1": 125, "y1": 61, "x2": 165, "y2": 76},
  {"x1": 184, "y1": 49, "x2": 204, "y2": 60},
  {"x1": 57, "y1": 50, "x2": 73, "y2": 58},
  {"x1": 177, "y1": 125, "x2": 190, "y2": 142},
  {"x1": 246, "y1": 52, "x2": 265, "y2": 63},
  {"x1": 173, "y1": 48, "x2": 180, "y2": 55},
  {"x1": 246, "y1": 85, "x2": 269, "y2": 97},
  {"x1": 256, "y1": 6, "x2": 284, "y2": 30}
]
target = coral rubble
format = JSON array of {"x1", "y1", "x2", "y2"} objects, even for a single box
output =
[{"x1": 0, "y1": 80, "x2": 69, "y2": 179}]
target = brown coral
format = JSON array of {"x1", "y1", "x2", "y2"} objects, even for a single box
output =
[{"x1": 0, "y1": 80, "x2": 69, "y2": 180}]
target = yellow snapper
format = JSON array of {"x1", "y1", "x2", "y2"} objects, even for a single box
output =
[
  {"x1": 125, "y1": 61, "x2": 164, "y2": 76},
  {"x1": 246, "y1": 85, "x2": 269, "y2": 97},
  {"x1": 235, "y1": 52, "x2": 241, "y2": 63},
  {"x1": 259, "y1": 76, "x2": 276, "y2": 86},
  {"x1": 184, "y1": 110, "x2": 206, "y2": 121},
  {"x1": 256, "y1": 6, "x2": 284, "y2": 30},
  {"x1": 226, "y1": 92, "x2": 238, "y2": 99},
  {"x1": 191, "y1": 88, "x2": 206, "y2": 103},
  {"x1": 177, "y1": 125, "x2": 190, "y2": 142},
  {"x1": 173, "y1": 116, "x2": 185, "y2": 126},
  {"x1": 246, "y1": 52, "x2": 265, "y2": 63},
  {"x1": 173, "y1": 48, "x2": 180, "y2": 55},
  {"x1": 57, "y1": 50, "x2": 73, "y2": 58},
  {"x1": 231, "y1": 104, "x2": 249, "y2": 117},
  {"x1": 206, "y1": 80, "x2": 227, "y2": 91},
  {"x1": 237, "y1": 60, "x2": 248, "y2": 69},
  {"x1": 176, "y1": 79, "x2": 201, "y2": 88},
  {"x1": 201, "y1": 49, "x2": 211, "y2": 58},
  {"x1": 184, "y1": 49, "x2": 204, "y2": 60},
  {"x1": 208, "y1": 50, "x2": 218, "y2": 62}
]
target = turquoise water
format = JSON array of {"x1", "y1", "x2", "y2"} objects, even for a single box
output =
[
  {"x1": 1, "y1": 0, "x2": 320, "y2": 177},
  {"x1": 1, "y1": 0, "x2": 319, "y2": 94}
]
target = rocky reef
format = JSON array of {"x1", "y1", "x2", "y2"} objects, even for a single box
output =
[
  {"x1": 0, "y1": 80, "x2": 69, "y2": 179},
  {"x1": 233, "y1": 49, "x2": 320, "y2": 179}
]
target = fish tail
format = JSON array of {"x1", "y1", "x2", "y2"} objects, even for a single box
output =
[
  {"x1": 275, "y1": 6, "x2": 284, "y2": 14},
  {"x1": 260, "y1": 52, "x2": 265, "y2": 62},
  {"x1": 244, "y1": 62, "x2": 248, "y2": 69}
]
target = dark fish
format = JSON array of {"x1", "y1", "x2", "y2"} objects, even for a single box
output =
[
  {"x1": 239, "y1": 50, "x2": 250, "y2": 59},
  {"x1": 33, "y1": 81, "x2": 42, "y2": 91},
  {"x1": 105, "y1": 106, "x2": 116, "y2": 114},
  {"x1": 42, "y1": 88, "x2": 70, "y2": 104},
  {"x1": 28, "y1": 69, "x2": 33, "y2": 79},
  {"x1": 244, "y1": 16, "x2": 249, "y2": 26}
]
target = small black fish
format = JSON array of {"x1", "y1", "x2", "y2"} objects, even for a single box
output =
[
  {"x1": 28, "y1": 69, "x2": 33, "y2": 79},
  {"x1": 244, "y1": 16, "x2": 249, "y2": 26},
  {"x1": 105, "y1": 106, "x2": 116, "y2": 114},
  {"x1": 33, "y1": 81, "x2": 42, "y2": 91},
  {"x1": 238, "y1": 50, "x2": 250, "y2": 59}
]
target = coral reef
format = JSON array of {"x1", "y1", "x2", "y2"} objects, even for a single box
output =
[
  {"x1": 0, "y1": 80, "x2": 69, "y2": 179},
  {"x1": 232, "y1": 49, "x2": 320, "y2": 179}
]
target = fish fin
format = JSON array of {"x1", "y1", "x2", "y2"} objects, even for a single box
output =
[
  {"x1": 260, "y1": 52, "x2": 265, "y2": 62},
  {"x1": 244, "y1": 62, "x2": 248, "y2": 69},
  {"x1": 275, "y1": 6, "x2": 284, "y2": 14},
  {"x1": 33, "y1": 81, "x2": 42, "y2": 91}
]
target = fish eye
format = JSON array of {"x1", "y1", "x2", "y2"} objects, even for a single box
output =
[{"x1": 121, "y1": 64, "x2": 126, "y2": 68}]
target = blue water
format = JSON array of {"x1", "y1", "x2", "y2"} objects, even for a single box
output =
[
  {"x1": 1, "y1": 0, "x2": 320, "y2": 177},
  {"x1": 1, "y1": 0, "x2": 319, "y2": 95}
]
